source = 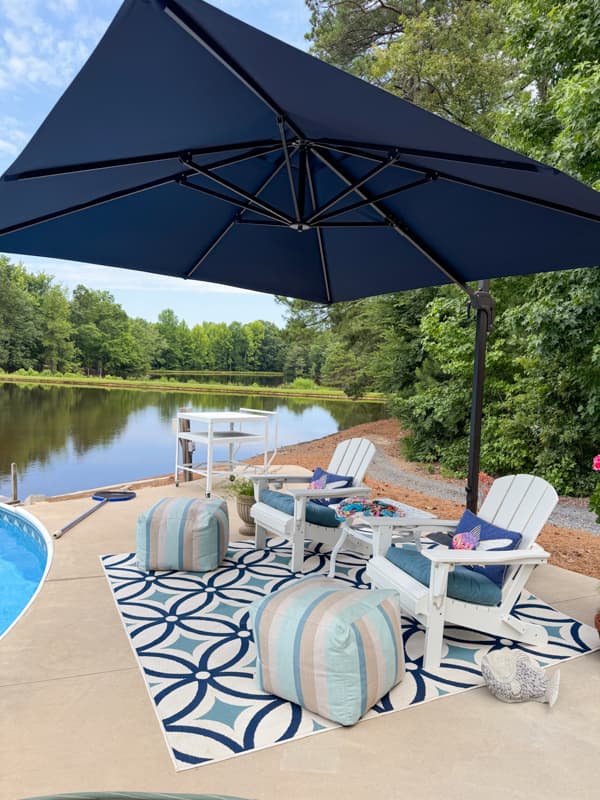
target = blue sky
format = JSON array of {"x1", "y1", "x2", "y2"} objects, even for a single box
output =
[{"x1": 0, "y1": 0, "x2": 313, "y2": 326}]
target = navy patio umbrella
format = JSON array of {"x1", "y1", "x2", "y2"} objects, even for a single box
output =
[{"x1": 1, "y1": 0, "x2": 599, "y2": 509}]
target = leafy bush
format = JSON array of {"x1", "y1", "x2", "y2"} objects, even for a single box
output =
[
  {"x1": 229, "y1": 478, "x2": 255, "y2": 497},
  {"x1": 289, "y1": 377, "x2": 318, "y2": 390}
]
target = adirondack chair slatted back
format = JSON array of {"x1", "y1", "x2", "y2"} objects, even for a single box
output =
[
  {"x1": 479, "y1": 474, "x2": 557, "y2": 590},
  {"x1": 328, "y1": 438, "x2": 375, "y2": 485},
  {"x1": 479, "y1": 474, "x2": 558, "y2": 550}
]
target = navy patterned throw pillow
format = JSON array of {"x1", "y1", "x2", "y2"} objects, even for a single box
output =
[
  {"x1": 450, "y1": 509, "x2": 522, "y2": 588},
  {"x1": 309, "y1": 467, "x2": 353, "y2": 507}
]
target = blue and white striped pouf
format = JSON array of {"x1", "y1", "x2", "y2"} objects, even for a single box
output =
[
  {"x1": 250, "y1": 576, "x2": 405, "y2": 726},
  {"x1": 136, "y1": 496, "x2": 229, "y2": 572}
]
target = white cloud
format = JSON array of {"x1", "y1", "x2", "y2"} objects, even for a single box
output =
[
  {"x1": 0, "y1": 116, "x2": 30, "y2": 155},
  {"x1": 7, "y1": 254, "x2": 258, "y2": 296},
  {"x1": 0, "y1": 0, "x2": 110, "y2": 91}
]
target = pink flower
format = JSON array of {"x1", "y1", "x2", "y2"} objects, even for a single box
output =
[{"x1": 593, "y1": 454, "x2": 600, "y2": 472}]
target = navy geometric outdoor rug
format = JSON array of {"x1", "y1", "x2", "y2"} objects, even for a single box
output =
[{"x1": 101, "y1": 540, "x2": 600, "y2": 771}]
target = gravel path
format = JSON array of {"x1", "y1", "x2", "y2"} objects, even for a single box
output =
[{"x1": 369, "y1": 448, "x2": 600, "y2": 535}]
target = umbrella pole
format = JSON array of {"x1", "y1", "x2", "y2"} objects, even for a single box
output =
[{"x1": 466, "y1": 280, "x2": 496, "y2": 511}]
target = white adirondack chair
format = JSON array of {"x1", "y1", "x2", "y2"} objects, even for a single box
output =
[
  {"x1": 251, "y1": 437, "x2": 375, "y2": 572},
  {"x1": 366, "y1": 474, "x2": 558, "y2": 670}
]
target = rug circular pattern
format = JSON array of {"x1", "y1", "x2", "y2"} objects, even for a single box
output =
[{"x1": 102, "y1": 540, "x2": 599, "y2": 770}]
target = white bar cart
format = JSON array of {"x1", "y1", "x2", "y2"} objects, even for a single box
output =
[{"x1": 174, "y1": 409, "x2": 277, "y2": 496}]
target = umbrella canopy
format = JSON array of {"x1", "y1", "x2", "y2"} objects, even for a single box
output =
[{"x1": 1, "y1": 0, "x2": 599, "y2": 506}]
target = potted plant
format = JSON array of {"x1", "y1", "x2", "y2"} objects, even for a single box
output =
[{"x1": 230, "y1": 478, "x2": 256, "y2": 536}]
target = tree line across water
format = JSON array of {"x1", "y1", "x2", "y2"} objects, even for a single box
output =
[
  {"x1": 1, "y1": 0, "x2": 599, "y2": 499},
  {"x1": 0, "y1": 255, "x2": 366, "y2": 388}
]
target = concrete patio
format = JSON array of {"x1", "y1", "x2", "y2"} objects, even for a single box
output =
[{"x1": 1, "y1": 474, "x2": 599, "y2": 800}]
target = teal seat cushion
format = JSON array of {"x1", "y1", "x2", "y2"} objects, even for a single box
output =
[
  {"x1": 259, "y1": 489, "x2": 340, "y2": 527},
  {"x1": 385, "y1": 545, "x2": 502, "y2": 606}
]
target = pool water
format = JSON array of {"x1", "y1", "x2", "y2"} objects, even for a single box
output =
[{"x1": 0, "y1": 506, "x2": 51, "y2": 639}]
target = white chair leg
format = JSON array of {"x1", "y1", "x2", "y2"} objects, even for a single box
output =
[
  {"x1": 422, "y1": 608, "x2": 445, "y2": 671},
  {"x1": 290, "y1": 536, "x2": 304, "y2": 573},
  {"x1": 328, "y1": 528, "x2": 349, "y2": 578},
  {"x1": 422, "y1": 562, "x2": 449, "y2": 671},
  {"x1": 255, "y1": 524, "x2": 267, "y2": 550}
]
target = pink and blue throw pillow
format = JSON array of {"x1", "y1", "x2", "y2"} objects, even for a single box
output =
[{"x1": 450, "y1": 509, "x2": 522, "y2": 588}]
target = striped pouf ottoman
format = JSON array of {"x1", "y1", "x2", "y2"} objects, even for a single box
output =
[
  {"x1": 249, "y1": 576, "x2": 405, "y2": 726},
  {"x1": 136, "y1": 497, "x2": 229, "y2": 572}
]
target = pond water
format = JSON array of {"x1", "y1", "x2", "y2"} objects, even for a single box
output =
[{"x1": 0, "y1": 382, "x2": 386, "y2": 499}]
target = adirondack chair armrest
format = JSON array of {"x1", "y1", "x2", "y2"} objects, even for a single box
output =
[
  {"x1": 347, "y1": 514, "x2": 438, "y2": 529},
  {"x1": 398, "y1": 518, "x2": 458, "y2": 530},
  {"x1": 422, "y1": 544, "x2": 550, "y2": 566},
  {"x1": 285, "y1": 484, "x2": 371, "y2": 500},
  {"x1": 251, "y1": 473, "x2": 312, "y2": 485},
  {"x1": 251, "y1": 473, "x2": 312, "y2": 500}
]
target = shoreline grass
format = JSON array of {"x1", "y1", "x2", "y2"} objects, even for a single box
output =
[{"x1": 0, "y1": 371, "x2": 385, "y2": 404}]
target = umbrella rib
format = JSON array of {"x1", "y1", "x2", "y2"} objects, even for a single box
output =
[
  {"x1": 314, "y1": 138, "x2": 541, "y2": 173},
  {"x1": 306, "y1": 150, "x2": 332, "y2": 304},
  {"x1": 181, "y1": 157, "x2": 294, "y2": 225},
  {"x1": 236, "y1": 220, "x2": 288, "y2": 227},
  {"x1": 278, "y1": 118, "x2": 301, "y2": 222},
  {"x1": 177, "y1": 178, "x2": 289, "y2": 224},
  {"x1": 311, "y1": 147, "x2": 475, "y2": 298},
  {"x1": 298, "y1": 147, "x2": 308, "y2": 218},
  {"x1": 305, "y1": 152, "x2": 401, "y2": 224},
  {"x1": 312, "y1": 177, "x2": 434, "y2": 223},
  {"x1": 186, "y1": 152, "x2": 293, "y2": 279},
  {"x1": 0, "y1": 172, "x2": 187, "y2": 237},
  {"x1": 315, "y1": 222, "x2": 390, "y2": 228},
  {"x1": 201, "y1": 143, "x2": 283, "y2": 171},
  {"x1": 314, "y1": 142, "x2": 430, "y2": 176},
  {"x1": 439, "y1": 172, "x2": 600, "y2": 224},
  {"x1": 162, "y1": 0, "x2": 304, "y2": 139},
  {"x1": 4, "y1": 140, "x2": 282, "y2": 181},
  {"x1": 315, "y1": 142, "x2": 600, "y2": 225},
  {"x1": 237, "y1": 220, "x2": 388, "y2": 228}
]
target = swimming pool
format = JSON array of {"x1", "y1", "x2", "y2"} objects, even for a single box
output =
[{"x1": 0, "y1": 503, "x2": 53, "y2": 640}]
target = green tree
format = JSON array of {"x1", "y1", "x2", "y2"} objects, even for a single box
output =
[
  {"x1": 244, "y1": 320, "x2": 265, "y2": 371},
  {"x1": 282, "y1": 341, "x2": 310, "y2": 382},
  {"x1": 0, "y1": 257, "x2": 41, "y2": 371},
  {"x1": 205, "y1": 322, "x2": 234, "y2": 370},
  {"x1": 258, "y1": 321, "x2": 285, "y2": 371},
  {"x1": 39, "y1": 285, "x2": 77, "y2": 372},
  {"x1": 307, "y1": 1, "x2": 426, "y2": 72},
  {"x1": 155, "y1": 309, "x2": 181, "y2": 370},
  {"x1": 497, "y1": 0, "x2": 600, "y2": 187},
  {"x1": 70, "y1": 286, "x2": 132, "y2": 376},
  {"x1": 307, "y1": 1, "x2": 513, "y2": 137},
  {"x1": 130, "y1": 317, "x2": 163, "y2": 373},
  {"x1": 190, "y1": 323, "x2": 210, "y2": 369},
  {"x1": 229, "y1": 321, "x2": 249, "y2": 370}
]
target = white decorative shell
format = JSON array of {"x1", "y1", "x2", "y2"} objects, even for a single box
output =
[{"x1": 481, "y1": 648, "x2": 559, "y2": 706}]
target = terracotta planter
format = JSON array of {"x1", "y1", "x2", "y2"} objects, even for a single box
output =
[{"x1": 236, "y1": 494, "x2": 256, "y2": 536}]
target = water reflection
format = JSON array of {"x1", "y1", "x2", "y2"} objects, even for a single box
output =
[{"x1": 0, "y1": 382, "x2": 385, "y2": 498}]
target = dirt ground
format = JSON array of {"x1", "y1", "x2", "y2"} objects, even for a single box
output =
[{"x1": 266, "y1": 418, "x2": 600, "y2": 581}]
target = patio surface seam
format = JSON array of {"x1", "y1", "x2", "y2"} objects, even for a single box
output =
[{"x1": 0, "y1": 665, "x2": 138, "y2": 690}]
